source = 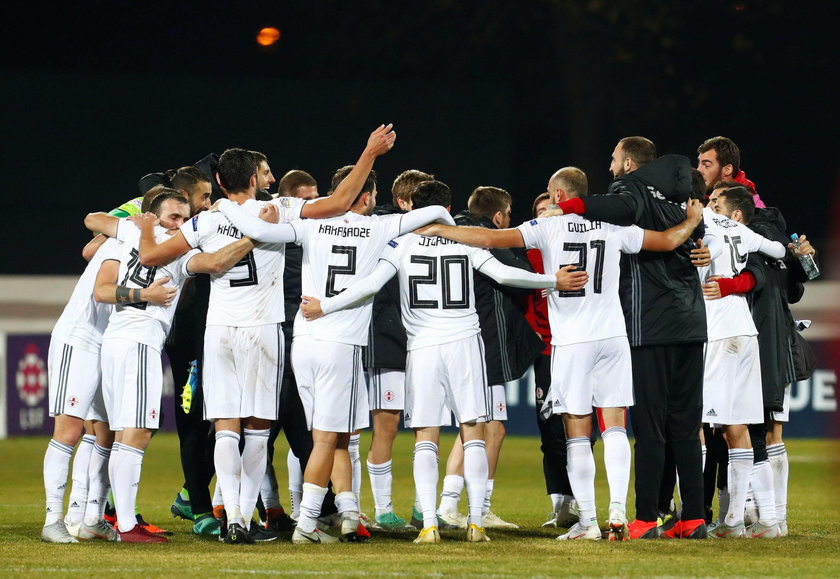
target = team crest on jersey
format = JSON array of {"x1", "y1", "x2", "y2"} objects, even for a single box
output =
[
  {"x1": 191, "y1": 215, "x2": 200, "y2": 231},
  {"x1": 279, "y1": 198, "x2": 292, "y2": 208},
  {"x1": 388, "y1": 240, "x2": 398, "y2": 248}
]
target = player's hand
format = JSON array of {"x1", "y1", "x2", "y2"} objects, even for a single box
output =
[
  {"x1": 788, "y1": 233, "x2": 816, "y2": 257},
  {"x1": 701, "y1": 275, "x2": 722, "y2": 301},
  {"x1": 365, "y1": 123, "x2": 396, "y2": 157},
  {"x1": 300, "y1": 295, "x2": 324, "y2": 320},
  {"x1": 415, "y1": 224, "x2": 438, "y2": 237},
  {"x1": 686, "y1": 198, "x2": 703, "y2": 225},
  {"x1": 541, "y1": 206, "x2": 564, "y2": 218},
  {"x1": 691, "y1": 239, "x2": 711, "y2": 267},
  {"x1": 554, "y1": 265, "x2": 588, "y2": 291},
  {"x1": 259, "y1": 204, "x2": 280, "y2": 224},
  {"x1": 143, "y1": 276, "x2": 177, "y2": 306},
  {"x1": 129, "y1": 212, "x2": 160, "y2": 229}
]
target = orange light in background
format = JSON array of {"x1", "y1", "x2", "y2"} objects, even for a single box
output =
[{"x1": 256, "y1": 27, "x2": 281, "y2": 47}]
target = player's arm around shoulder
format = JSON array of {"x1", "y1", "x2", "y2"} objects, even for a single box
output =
[
  {"x1": 139, "y1": 215, "x2": 192, "y2": 267},
  {"x1": 187, "y1": 237, "x2": 256, "y2": 275},
  {"x1": 417, "y1": 223, "x2": 525, "y2": 249},
  {"x1": 641, "y1": 198, "x2": 703, "y2": 252}
]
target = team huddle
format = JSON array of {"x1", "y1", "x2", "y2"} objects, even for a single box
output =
[{"x1": 40, "y1": 126, "x2": 817, "y2": 545}]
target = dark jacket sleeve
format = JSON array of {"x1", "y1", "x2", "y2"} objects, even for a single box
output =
[{"x1": 582, "y1": 182, "x2": 642, "y2": 226}]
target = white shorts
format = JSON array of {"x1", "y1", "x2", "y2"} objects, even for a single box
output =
[
  {"x1": 545, "y1": 337, "x2": 634, "y2": 416},
  {"x1": 203, "y1": 324, "x2": 283, "y2": 421},
  {"x1": 100, "y1": 338, "x2": 162, "y2": 430},
  {"x1": 367, "y1": 368, "x2": 405, "y2": 411},
  {"x1": 47, "y1": 339, "x2": 106, "y2": 421},
  {"x1": 702, "y1": 335, "x2": 764, "y2": 426},
  {"x1": 489, "y1": 384, "x2": 508, "y2": 421},
  {"x1": 405, "y1": 334, "x2": 489, "y2": 428},
  {"x1": 292, "y1": 335, "x2": 369, "y2": 433},
  {"x1": 771, "y1": 383, "x2": 792, "y2": 423}
]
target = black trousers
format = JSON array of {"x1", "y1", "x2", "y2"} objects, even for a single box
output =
[
  {"x1": 629, "y1": 343, "x2": 705, "y2": 522},
  {"x1": 533, "y1": 354, "x2": 572, "y2": 496}
]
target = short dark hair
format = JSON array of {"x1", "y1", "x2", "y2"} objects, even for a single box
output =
[
  {"x1": 217, "y1": 148, "x2": 257, "y2": 194},
  {"x1": 532, "y1": 192, "x2": 550, "y2": 218},
  {"x1": 330, "y1": 165, "x2": 377, "y2": 206},
  {"x1": 148, "y1": 187, "x2": 189, "y2": 216},
  {"x1": 392, "y1": 169, "x2": 434, "y2": 205},
  {"x1": 619, "y1": 136, "x2": 657, "y2": 166},
  {"x1": 168, "y1": 166, "x2": 210, "y2": 196},
  {"x1": 141, "y1": 185, "x2": 169, "y2": 213},
  {"x1": 718, "y1": 186, "x2": 755, "y2": 224},
  {"x1": 690, "y1": 169, "x2": 706, "y2": 201},
  {"x1": 251, "y1": 150, "x2": 268, "y2": 165},
  {"x1": 467, "y1": 186, "x2": 511, "y2": 220},
  {"x1": 279, "y1": 170, "x2": 317, "y2": 197},
  {"x1": 712, "y1": 180, "x2": 740, "y2": 191},
  {"x1": 411, "y1": 180, "x2": 451, "y2": 210},
  {"x1": 698, "y1": 136, "x2": 741, "y2": 176}
]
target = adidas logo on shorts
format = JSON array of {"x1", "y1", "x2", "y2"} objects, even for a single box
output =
[{"x1": 706, "y1": 409, "x2": 718, "y2": 417}]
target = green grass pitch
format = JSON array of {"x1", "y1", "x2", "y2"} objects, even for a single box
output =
[{"x1": 1, "y1": 433, "x2": 838, "y2": 577}]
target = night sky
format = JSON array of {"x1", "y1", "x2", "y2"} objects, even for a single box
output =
[{"x1": 3, "y1": 0, "x2": 838, "y2": 274}]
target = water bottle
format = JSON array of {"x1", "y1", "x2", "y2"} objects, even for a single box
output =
[{"x1": 790, "y1": 233, "x2": 820, "y2": 280}]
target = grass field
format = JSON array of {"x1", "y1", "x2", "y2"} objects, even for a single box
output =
[{"x1": 1, "y1": 433, "x2": 838, "y2": 578}]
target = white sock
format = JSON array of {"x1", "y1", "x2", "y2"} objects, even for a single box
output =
[
  {"x1": 482, "y1": 478, "x2": 494, "y2": 515},
  {"x1": 43, "y1": 439, "x2": 74, "y2": 525},
  {"x1": 214, "y1": 430, "x2": 243, "y2": 525},
  {"x1": 767, "y1": 443, "x2": 788, "y2": 522},
  {"x1": 717, "y1": 486, "x2": 729, "y2": 524},
  {"x1": 438, "y1": 474, "x2": 464, "y2": 515},
  {"x1": 602, "y1": 426, "x2": 630, "y2": 508},
  {"x1": 297, "y1": 483, "x2": 328, "y2": 533},
  {"x1": 413, "y1": 441, "x2": 439, "y2": 529},
  {"x1": 701, "y1": 444, "x2": 707, "y2": 471},
  {"x1": 83, "y1": 443, "x2": 111, "y2": 525},
  {"x1": 463, "y1": 440, "x2": 488, "y2": 527},
  {"x1": 65, "y1": 434, "x2": 95, "y2": 526},
  {"x1": 566, "y1": 437, "x2": 597, "y2": 528},
  {"x1": 107, "y1": 443, "x2": 121, "y2": 512},
  {"x1": 550, "y1": 493, "x2": 562, "y2": 511},
  {"x1": 725, "y1": 448, "x2": 753, "y2": 526},
  {"x1": 240, "y1": 429, "x2": 269, "y2": 525},
  {"x1": 751, "y1": 460, "x2": 777, "y2": 525},
  {"x1": 261, "y1": 461, "x2": 281, "y2": 510},
  {"x1": 287, "y1": 449, "x2": 302, "y2": 519},
  {"x1": 367, "y1": 459, "x2": 394, "y2": 515},
  {"x1": 112, "y1": 445, "x2": 144, "y2": 532},
  {"x1": 349, "y1": 434, "x2": 362, "y2": 508},
  {"x1": 336, "y1": 491, "x2": 359, "y2": 517}
]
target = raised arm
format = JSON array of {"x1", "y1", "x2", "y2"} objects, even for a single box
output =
[
  {"x1": 397, "y1": 205, "x2": 455, "y2": 234},
  {"x1": 640, "y1": 199, "x2": 704, "y2": 252},
  {"x1": 302, "y1": 260, "x2": 398, "y2": 320},
  {"x1": 93, "y1": 259, "x2": 177, "y2": 306},
  {"x1": 300, "y1": 124, "x2": 396, "y2": 219},
  {"x1": 216, "y1": 200, "x2": 298, "y2": 244},
  {"x1": 82, "y1": 234, "x2": 108, "y2": 261},
  {"x1": 417, "y1": 223, "x2": 525, "y2": 249},
  {"x1": 187, "y1": 237, "x2": 257, "y2": 275},
  {"x1": 138, "y1": 213, "x2": 192, "y2": 267}
]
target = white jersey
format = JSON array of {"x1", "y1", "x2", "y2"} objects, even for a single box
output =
[
  {"x1": 102, "y1": 223, "x2": 198, "y2": 350},
  {"x1": 518, "y1": 214, "x2": 644, "y2": 346},
  {"x1": 699, "y1": 207, "x2": 779, "y2": 341},
  {"x1": 379, "y1": 233, "x2": 494, "y2": 351},
  {"x1": 51, "y1": 237, "x2": 121, "y2": 353},
  {"x1": 180, "y1": 197, "x2": 305, "y2": 327},
  {"x1": 292, "y1": 211, "x2": 404, "y2": 345}
]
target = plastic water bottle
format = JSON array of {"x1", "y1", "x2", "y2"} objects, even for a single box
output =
[{"x1": 790, "y1": 233, "x2": 820, "y2": 280}]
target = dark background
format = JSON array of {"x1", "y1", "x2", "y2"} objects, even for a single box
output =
[{"x1": 3, "y1": 0, "x2": 838, "y2": 274}]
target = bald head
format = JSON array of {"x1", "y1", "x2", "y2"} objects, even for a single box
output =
[{"x1": 547, "y1": 167, "x2": 588, "y2": 203}]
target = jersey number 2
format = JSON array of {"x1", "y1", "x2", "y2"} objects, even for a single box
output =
[
  {"x1": 557, "y1": 240, "x2": 605, "y2": 298},
  {"x1": 408, "y1": 255, "x2": 469, "y2": 309},
  {"x1": 326, "y1": 245, "x2": 357, "y2": 297}
]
